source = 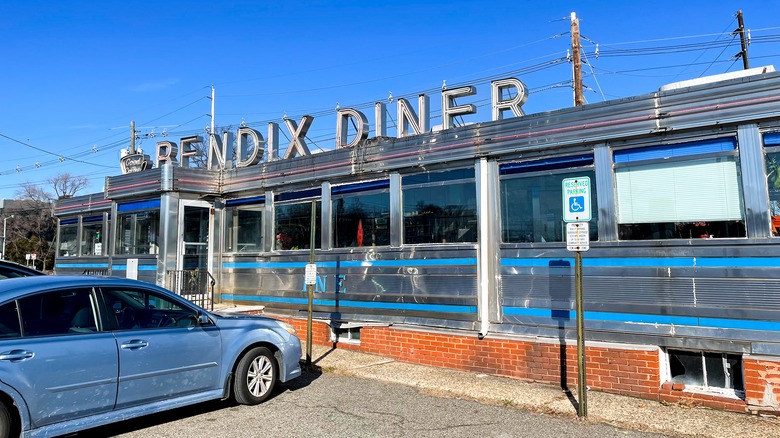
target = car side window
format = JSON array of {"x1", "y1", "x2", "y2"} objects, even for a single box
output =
[
  {"x1": 0, "y1": 302, "x2": 21, "y2": 339},
  {"x1": 17, "y1": 289, "x2": 97, "y2": 336},
  {"x1": 103, "y1": 288, "x2": 198, "y2": 330}
]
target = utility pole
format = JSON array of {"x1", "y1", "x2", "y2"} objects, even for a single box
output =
[
  {"x1": 571, "y1": 12, "x2": 585, "y2": 107},
  {"x1": 735, "y1": 10, "x2": 750, "y2": 70},
  {"x1": 130, "y1": 121, "x2": 136, "y2": 154}
]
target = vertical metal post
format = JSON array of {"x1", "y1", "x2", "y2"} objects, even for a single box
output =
[
  {"x1": 305, "y1": 199, "x2": 316, "y2": 368},
  {"x1": 575, "y1": 250, "x2": 587, "y2": 417}
]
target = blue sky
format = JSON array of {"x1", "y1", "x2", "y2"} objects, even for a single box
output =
[{"x1": 1, "y1": 1, "x2": 779, "y2": 199}]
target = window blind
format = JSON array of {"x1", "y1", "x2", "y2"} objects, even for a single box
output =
[{"x1": 616, "y1": 156, "x2": 743, "y2": 223}]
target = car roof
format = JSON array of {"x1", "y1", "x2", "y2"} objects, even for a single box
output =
[
  {"x1": 0, "y1": 259, "x2": 45, "y2": 278},
  {"x1": 0, "y1": 275, "x2": 161, "y2": 301}
]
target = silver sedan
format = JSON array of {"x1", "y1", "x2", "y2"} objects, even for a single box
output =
[{"x1": 0, "y1": 275, "x2": 302, "y2": 438}]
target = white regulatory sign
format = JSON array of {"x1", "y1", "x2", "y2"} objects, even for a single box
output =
[
  {"x1": 566, "y1": 222, "x2": 590, "y2": 252},
  {"x1": 304, "y1": 263, "x2": 317, "y2": 285},
  {"x1": 562, "y1": 176, "x2": 592, "y2": 222}
]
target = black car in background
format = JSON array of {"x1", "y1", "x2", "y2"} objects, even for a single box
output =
[{"x1": 0, "y1": 260, "x2": 44, "y2": 279}]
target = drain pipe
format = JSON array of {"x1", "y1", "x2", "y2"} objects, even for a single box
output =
[{"x1": 476, "y1": 158, "x2": 495, "y2": 340}]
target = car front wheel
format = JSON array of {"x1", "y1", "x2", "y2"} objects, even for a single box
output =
[
  {"x1": 233, "y1": 347, "x2": 278, "y2": 405},
  {"x1": 0, "y1": 401, "x2": 11, "y2": 438}
]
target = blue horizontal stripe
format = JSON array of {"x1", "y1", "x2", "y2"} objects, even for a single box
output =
[
  {"x1": 502, "y1": 257, "x2": 780, "y2": 269},
  {"x1": 224, "y1": 258, "x2": 477, "y2": 269},
  {"x1": 763, "y1": 132, "x2": 780, "y2": 146},
  {"x1": 225, "y1": 196, "x2": 265, "y2": 207},
  {"x1": 112, "y1": 265, "x2": 157, "y2": 271},
  {"x1": 222, "y1": 294, "x2": 477, "y2": 314},
  {"x1": 504, "y1": 307, "x2": 779, "y2": 331},
  {"x1": 54, "y1": 263, "x2": 110, "y2": 269},
  {"x1": 613, "y1": 138, "x2": 736, "y2": 163},
  {"x1": 117, "y1": 199, "x2": 160, "y2": 212}
]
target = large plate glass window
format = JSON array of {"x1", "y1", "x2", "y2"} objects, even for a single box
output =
[
  {"x1": 224, "y1": 197, "x2": 264, "y2": 253},
  {"x1": 500, "y1": 155, "x2": 598, "y2": 243},
  {"x1": 58, "y1": 218, "x2": 78, "y2": 257},
  {"x1": 274, "y1": 188, "x2": 321, "y2": 250},
  {"x1": 115, "y1": 199, "x2": 161, "y2": 255},
  {"x1": 614, "y1": 138, "x2": 745, "y2": 240},
  {"x1": 763, "y1": 132, "x2": 780, "y2": 236},
  {"x1": 332, "y1": 180, "x2": 390, "y2": 248},
  {"x1": 402, "y1": 169, "x2": 477, "y2": 244},
  {"x1": 80, "y1": 215, "x2": 105, "y2": 256}
]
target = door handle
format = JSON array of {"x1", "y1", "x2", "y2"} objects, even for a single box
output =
[
  {"x1": 0, "y1": 350, "x2": 34, "y2": 361},
  {"x1": 120, "y1": 340, "x2": 149, "y2": 350}
]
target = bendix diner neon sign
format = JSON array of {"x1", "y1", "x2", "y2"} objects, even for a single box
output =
[{"x1": 122, "y1": 77, "x2": 528, "y2": 174}]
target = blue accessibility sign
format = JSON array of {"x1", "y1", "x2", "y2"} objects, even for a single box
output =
[{"x1": 569, "y1": 196, "x2": 585, "y2": 213}]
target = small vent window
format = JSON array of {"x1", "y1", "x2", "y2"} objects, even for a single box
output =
[
  {"x1": 331, "y1": 326, "x2": 361, "y2": 344},
  {"x1": 668, "y1": 349, "x2": 743, "y2": 392}
]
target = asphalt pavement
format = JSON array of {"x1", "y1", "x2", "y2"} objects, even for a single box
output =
[{"x1": 305, "y1": 344, "x2": 779, "y2": 438}]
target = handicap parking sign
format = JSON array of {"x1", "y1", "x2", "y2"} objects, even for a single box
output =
[
  {"x1": 569, "y1": 196, "x2": 585, "y2": 213},
  {"x1": 562, "y1": 177, "x2": 591, "y2": 222}
]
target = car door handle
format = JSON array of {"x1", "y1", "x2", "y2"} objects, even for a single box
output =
[
  {"x1": 0, "y1": 350, "x2": 34, "y2": 361},
  {"x1": 120, "y1": 340, "x2": 149, "y2": 350}
]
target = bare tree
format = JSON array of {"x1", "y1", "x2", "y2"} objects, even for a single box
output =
[
  {"x1": 17, "y1": 182, "x2": 54, "y2": 203},
  {"x1": 7, "y1": 180, "x2": 59, "y2": 270},
  {"x1": 46, "y1": 173, "x2": 89, "y2": 199}
]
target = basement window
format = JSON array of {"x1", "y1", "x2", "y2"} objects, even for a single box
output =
[
  {"x1": 330, "y1": 325, "x2": 361, "y2": 345},
  {"x1": 667, "y1": 349, "x2": 744, "y2": 393}
]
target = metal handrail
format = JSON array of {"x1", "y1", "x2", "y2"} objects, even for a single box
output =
[{"x1": 165, "y1": 269, "x2": 215, "y2": 311}]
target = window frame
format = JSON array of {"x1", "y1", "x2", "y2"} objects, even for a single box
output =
[
  {"x1": 613, "y1": 138, "x2": 746, "y2": 241},
  {"x1": 763, "y1": 144, "x2": 780, "y2": 237},
  {"x1": 666, "y1": 348, "x2": 745, "y2": 397},
  {"x1": 114, "y1": 202, "x2": 161, "y2": 256},
  {"x1": 331, "y1": 180, "x2": 391, "y2": 248},
  {"x1": 401, "y1": 168, "x2": 478, "y2": 245},
  {"x1": 274, "y1": 189, "x2": 322, "y2": 251},
  {"x1": 499, "y1": 156, "x2": 598, "y2": 244}
]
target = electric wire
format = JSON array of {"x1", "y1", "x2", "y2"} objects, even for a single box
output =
[{"x1": 3, "y1": 23, "x2": 779, "y2": 192}]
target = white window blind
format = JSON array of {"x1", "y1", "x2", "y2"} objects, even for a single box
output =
[{"x1": 616, "y1": 157, "x2": 743, "y2": 224}]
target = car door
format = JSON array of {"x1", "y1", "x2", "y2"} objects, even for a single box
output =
[
  {"x1": 0, "y1": 288, "x2": 118, "y2": 428},
  {"x1": 102, "y1": 287, "x2": 222, "y2": 408}
]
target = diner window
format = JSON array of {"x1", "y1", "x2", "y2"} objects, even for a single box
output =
[
  {"x1": 275, "y1": 189, "x2": 321, "y2": 250},
  {"x1": 500, "y1": 155, "x2": 598, "y2": 243},
  {"x1": 81, "y1": 216, "x2": 104, "y2": 256},
  {"x1": 402, "y1": 168, "x2": 477, "y2": 244},
  {"x1": 58, "y1": 219, "x2": 78, "y2": 257},
  {"x1": 225, "y1": 197, "x2": 264, "y2": 253},
  {"x1": 115, "y1": 200, "x2": 161, "y2": 255},
  {"x1": 667, "y1": 349, "x2": 744, "y2": 393},
  {"x1": 615, "y1": 139, "x2": 746, "y2": 240},
  {"x1": 332, "y1": 180, "x2": 390, "y2": 248},
  {"x1": 763, "y1": 133, "x2": 780, "y2": 236}
]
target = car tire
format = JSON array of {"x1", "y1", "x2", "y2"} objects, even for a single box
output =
[
  {"x1": 0, "y1": 401, "x2": 11, "y2": 438},
  {"x1": 233, "y1": 347, "x2": 278, "y2": 405}
]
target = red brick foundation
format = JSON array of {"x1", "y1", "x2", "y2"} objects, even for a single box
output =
[
  {"x1": 276, "y1": 316, "x2": 780, "y2": 414},
  {"x1": 744, "y1": 358, "x2": 780, "y2": 413}
]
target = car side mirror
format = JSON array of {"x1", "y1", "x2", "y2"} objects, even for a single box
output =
[{"x1": 197, "y1": 311, "x2": 211, "y2": 326}]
